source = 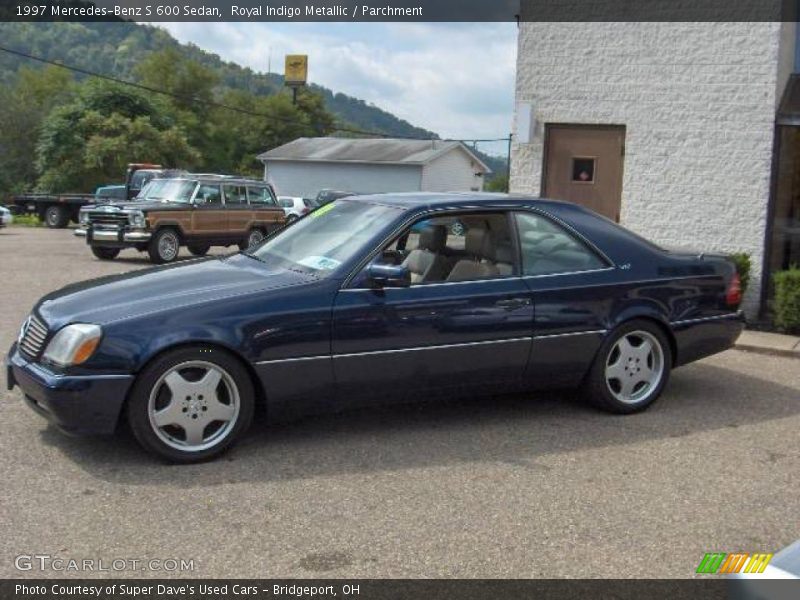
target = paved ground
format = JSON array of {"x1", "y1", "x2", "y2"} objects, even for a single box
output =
[{"x1": 0, "y1": 227, "x2": 798, "y2": 579}]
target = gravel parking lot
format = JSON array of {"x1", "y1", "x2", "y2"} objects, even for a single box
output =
[{"x1": 1, "y1": 227, "x2": 798, "y2": 579}]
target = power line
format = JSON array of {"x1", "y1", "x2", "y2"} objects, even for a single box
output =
[
  {"x1": 0, "y1": 44, "x2": 510, "y2": 148},
  {"x1": 0, "y1": 44, "x2": 403, "y2": 138}
]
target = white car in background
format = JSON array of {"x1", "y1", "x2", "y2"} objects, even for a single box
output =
[
  {"x1": 278, "y1": 196, "x2": 317, "y2": 223},
  {"x1": 0, "y1": 206, "x2": 13, "y2": 229}
]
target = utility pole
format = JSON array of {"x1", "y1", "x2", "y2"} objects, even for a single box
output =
[{"x1": 506, "y1": 133, "x2": 512, "y2": 191}]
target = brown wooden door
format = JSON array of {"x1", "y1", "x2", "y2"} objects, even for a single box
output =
[{"x1": 543, "y1": 125, "x2": 625, "y2": 222}]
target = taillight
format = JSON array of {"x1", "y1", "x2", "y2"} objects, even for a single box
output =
[
  {"x1": 726, "y1": 272, "x2": 742, "y2": 307},
  {"x1": 301, "y1": 207, "x2": 310, "y2": 214}
]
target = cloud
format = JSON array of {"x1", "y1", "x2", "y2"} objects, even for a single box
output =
[{"x1": 155, "y1": 22, "x2": 517, "y2": 155}]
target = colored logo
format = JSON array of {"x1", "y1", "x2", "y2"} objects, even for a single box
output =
[{"x1": 696, "y1": 552, "x2": 773, "y2": 574}]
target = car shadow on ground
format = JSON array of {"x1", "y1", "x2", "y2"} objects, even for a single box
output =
[{"x1": 38, "y1": 361, "x2": 800, "y2": 486}]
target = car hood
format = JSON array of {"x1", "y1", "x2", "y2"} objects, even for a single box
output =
[
  {"x1": 87, "y1": 200, "x2": 188, "y2": 211},
  {"x1": 35, "y1": 255, "x2": 317, "y2": 329}
]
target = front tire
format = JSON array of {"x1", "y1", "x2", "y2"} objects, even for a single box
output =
[
  {"x1": 148, "y1": 228, "x2": 181, "y2": 264},
  {"x1": 45, "y1": 205, "x2": 69, "y2": 229},
  {"x1": 239, "y1": 228, "x2": 265, "y2": 251},
  {"x1": 91, "y1": 246, "x2": 120, "y2": 260},
  {"x1": 126, "y1": 346, "x2": 255, "y2": 463},
  {"x1": 581, "y1": 320, "x2": 671, "y2": 414}
]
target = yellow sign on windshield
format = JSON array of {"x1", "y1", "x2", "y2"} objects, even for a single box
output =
[{"x1": 311, "y1": 202, "x2": 336, "y2": 218}]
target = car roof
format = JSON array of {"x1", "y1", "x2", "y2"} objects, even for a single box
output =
[
  {"x1": 153, "y1": 176, "x2": 270, "y2": 186},
  {"x1": 341, "y1": 192, "x2": 581, "y2": 214}
]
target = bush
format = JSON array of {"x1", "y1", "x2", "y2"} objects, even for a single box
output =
[
  {"x1": 773, "y1": 267, "x2": 800, "y2": 332},
  {"x1": 10, "y1": 214, "x2": 42, "y2": 227},
  {"x1": 730, "y1": 252, "x2": 751, "y2": 294}
]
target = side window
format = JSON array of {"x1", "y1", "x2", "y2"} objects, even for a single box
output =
[
  {"x1": 248, "y1": 186, "x2": 277, "y2": 206},
  {"x1": 514, "y1": 212, "x2": 607, "y2": 276},
  {"x1": 278, "y1": 198, "x2": 293, "y2": 208},
  {"x1": 357, "y1": 212, "x2": 516, "y2": 287},
  {"x1": 195, "y1": 184, "x2": 221, "y2": 205},
  {"x1": 223, "y1": 185, "x2": 247, "y2": 205}
]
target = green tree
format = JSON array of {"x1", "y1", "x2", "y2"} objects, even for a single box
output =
[
  {"x1": 36, "y1": 81, "x2": 199, "y2": 192},
  {"x1": 205, "y1": 88, "x2": 336, "y2": 176},
  {"x1": 485, "y1": 173, "x2": 509, "y2": 193},
  {"x1": 135, "y1": 48, "x2": 219, "y2": 163},
  {"x1": 0, "y1": 66, "x2": 74, "y2": 193}
]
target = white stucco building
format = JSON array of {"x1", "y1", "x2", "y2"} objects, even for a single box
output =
[
  {"x1": 511, "y1": 20, "x2": 800, "y2": 316},
  {"x1": 259, "y1": 137, "x2": 491, "y2": 200}
]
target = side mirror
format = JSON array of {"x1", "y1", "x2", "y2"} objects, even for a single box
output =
[{"x1": 367, "y1": 263, "x2": 411, "y2": 288}]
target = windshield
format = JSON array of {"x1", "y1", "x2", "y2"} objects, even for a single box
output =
[
  {"x1": 250, "y1": 200, "x2": 402, "y2": 277},
  {"x1": 137, "y1": 179, "x2": 197, "y2": 203}
]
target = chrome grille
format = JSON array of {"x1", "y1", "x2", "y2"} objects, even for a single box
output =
[
  {"x1": 87, "y1": 212, "x2": 128, "y2": 228},
  {"x1": 19, "y1": 314, "x2": 49, "y2": 360}
]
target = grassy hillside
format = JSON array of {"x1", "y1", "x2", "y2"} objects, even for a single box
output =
[{"x1": 0, "y1": 21, "x2": 438, "y2": 140}]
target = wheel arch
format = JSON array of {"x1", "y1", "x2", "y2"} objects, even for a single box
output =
[
  {"x1": 117, "y1": 340, "x2": 266, "y2": 430},
  {"x1": 607, "y1": 312, "x2": 678, "y2": 367},
  {"x1": 152, "y1": 222, "x2": 186, "y2": 242}
]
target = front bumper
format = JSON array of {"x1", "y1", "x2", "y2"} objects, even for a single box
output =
[
  {"x1": 74, "y1": 228, "x2": 152, "y2": 243},
  {"x1": 6, "y1": 343, "x2": 134, "y2": 435}
]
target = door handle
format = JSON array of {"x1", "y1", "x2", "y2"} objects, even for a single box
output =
[{"x1": 495, "y1": 298, "x2": 529, "y2": 310}]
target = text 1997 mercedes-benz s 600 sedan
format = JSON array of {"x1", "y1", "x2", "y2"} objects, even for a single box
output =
[{"x1": 6, "y1": 194, "x2": 744, "y2": 462}]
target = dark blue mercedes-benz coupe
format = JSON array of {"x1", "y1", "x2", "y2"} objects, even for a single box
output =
[{"x1": 6, "y1": 193, "x2": 744, "y2": 462}]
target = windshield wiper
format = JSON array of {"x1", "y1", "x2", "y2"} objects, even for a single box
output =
[{"x1": 239, "y1": 252, "x2": 267, "y2": 264}]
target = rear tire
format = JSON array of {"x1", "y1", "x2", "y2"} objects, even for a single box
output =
[
  {"x1": 581, "y1": 319, "x2": 671, "y2": 414},
  {"x1": 239, "y1": 228, "x2": 265, "y2": 251},
  {"x1": 91, "y1": 246, "x2": 120, "y2": 260},
  {"x1": 187, "y1": 244, "x2": 210, "y2": 257},
  {"x1": 126, "y1": 346, "x2": 255, "y2": 463},
  {"x1": 45, "y1": 205, "x2": 69, "y2": 229},
  {"x1": 148, "y1": 228, "x2": 181, "y2": 264}
]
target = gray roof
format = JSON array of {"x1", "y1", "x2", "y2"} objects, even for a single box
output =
[{"x1": 257, "y1": 137, "x2": 491, "y2": 172}]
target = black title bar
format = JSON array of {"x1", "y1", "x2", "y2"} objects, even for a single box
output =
[
  {"x1": 1, "y1": 0, "x2": 798, "y2": 22},
  {"x1": 3, "y1": 579, "x2": 800, "y2": 600}
]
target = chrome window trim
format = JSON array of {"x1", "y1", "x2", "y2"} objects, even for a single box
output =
[
  {"x1": 340, "y1": 274, "x2": 524, "y2": 291},
  {"x1": 521, "y1": 266, "x2": 616, "y2": 281},
  {"x1": 253, "y1": 329, "x2": 608, "y2": 366},
  {"x1": 341, "y1": 266, "x2": 617, "y2": 292}
]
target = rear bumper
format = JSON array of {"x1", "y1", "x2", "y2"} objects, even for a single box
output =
[
  {"x1": 672, "y1": 311, "x2": 745, "y2": 367},
  {"x1": 6, "y1": 343, "x2": 134, "y2": 435},
  {"x1": 75, "y1": 228, "x2": 151, "y2": 243}
]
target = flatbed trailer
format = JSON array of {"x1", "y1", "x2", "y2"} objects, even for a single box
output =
[{"x1": 8, "y1": 163, "x2": 174, "y2": 228}]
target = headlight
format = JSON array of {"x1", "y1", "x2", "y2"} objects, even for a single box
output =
[
  {"x1": 79, "y1": 211, "x2": 90, "y2": 225},
  {"x1": 129, "y1": 210, "x2": 146, "y2": 228},
  {"x1": 42, "y1": 324, "x2": 102, "y2": 367}
]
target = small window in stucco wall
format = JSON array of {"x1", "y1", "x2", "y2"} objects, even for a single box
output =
[{"x1": 571, "y1": 157, "x2": 596, "y2": 183}]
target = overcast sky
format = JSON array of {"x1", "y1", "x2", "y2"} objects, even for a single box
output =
[{"x1": 157, "y1": 23, "x2": 518, "y2": 156}]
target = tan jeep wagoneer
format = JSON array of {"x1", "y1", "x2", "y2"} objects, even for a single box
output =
[{"x1": 76, "y1": 176, "x2": 286, "y2": 263}]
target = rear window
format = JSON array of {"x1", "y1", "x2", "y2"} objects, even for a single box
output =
[
  {"x1": 248, "y1": 186, "x2": 276, "y2": 206},
  {"x1": 514, "y1": 211, "x2": 607, "y2": 276}
]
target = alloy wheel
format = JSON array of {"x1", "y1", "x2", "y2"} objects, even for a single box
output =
[
  {"x1": 604, "y1": 330, "x2": 665, "y2": 404},
  {"x1": 158, "y1": 231, "x2": 179, "y2": 261},
  {"x1": 147, "y1": 361, "x2": 241, "y2": 452},
  {"x1": 247, "y1": 229, "x2": 265, "y2": 248}
]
